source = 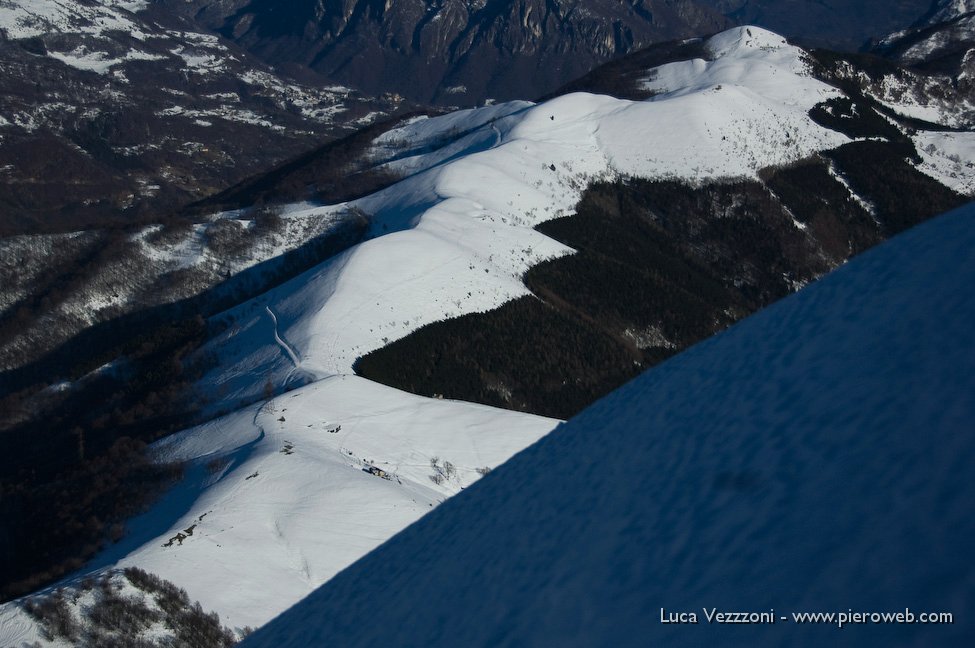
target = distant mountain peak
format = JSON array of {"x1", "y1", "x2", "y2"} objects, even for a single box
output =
[
  {"x1": 926, "y1": 0, "x2": 975, "y2": 25},
  {"x1": 873, "y1": 0, "x2": 975, "y2": 74}
]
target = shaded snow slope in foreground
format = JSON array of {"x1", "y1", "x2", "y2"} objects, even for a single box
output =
[{"x1": 244, "y1": 204, "x2": 975, "y2": 647}]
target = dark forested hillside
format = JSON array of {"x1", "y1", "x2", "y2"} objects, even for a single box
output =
[
  {"x1": 0, "y1": 213, "x2": 370, "y2": 602},
  {"x1": 2, "y1": 12, "x2": 973, "y2": 620},
  {"x1": 357, "y1": 148, "x2": 965, "y2": 419}
]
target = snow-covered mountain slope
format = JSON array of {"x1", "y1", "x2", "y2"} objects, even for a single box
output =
[
  {"x1": 879, "y1": 12, "x2": 975, "y2": 68},
  {"x1": 913, "y1": 129, "x2": 975, "y2": 194},
  {"x1": 4, "y1": 24, "x2": 975, "y2": 643},
  {"x1": 0, "y1": 0, "x2": 383, "y2": 128},
  {"x1": 0, "y1": 568, "x2": 243, "y2": 647},
  {"x1": 0, "y1": 0, "x2": 400, "y2": 234},
  {"x1": 0, "y1": 375, "x2": 557, "y2": 642},
  {"x1": 240, "y1": 201, "x2": 975, "y2": 648},
  {"x1": 927, "y1": 0, "x2": 975, "y2": 24},
  {"x1": 873, "y1": 0, "x2": 975, "y2": 87},
  {"x1": 811, "y1": 46, "x2": 975, "y2": 129},
  {"x1": 0, "y1": 203, "x2": 367, "y2": 371},
  {"x1": 196, "y1": 26, "x2": 975, "y2": 413},
  {"x1": 196, "y1": 26, "x2": 852, "y2": 411}
]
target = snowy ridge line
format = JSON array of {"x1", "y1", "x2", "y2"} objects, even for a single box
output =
[
  {"x1": 0, "y1": 375, "x2": 558, "y2": 633},
  {"x1": 239, "y1": 202, "x2": 975, "y2": 648},
  {"x1": 4, "y1": 24, "x2": 975, "y2": 646},
  {"x1": 194, "y1": 26, "x2": 852, "y2": 412}
]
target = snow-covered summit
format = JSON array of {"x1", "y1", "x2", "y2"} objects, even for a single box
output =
[
  {"x1": 643, "y1": 26, "x2": 823, "y2": 105},
  {"x1": 196, "y1": 25, "x2": 848, "y2": 411},
  {"x1": 241, "y1": 201, "x2": 975, "y2": 648},
  {"x1": 706, "y1": 24, "x2": 793, "y2": 57},
  {"x1": 3, "y1": 22, "x2": 975, "y2": 646}
]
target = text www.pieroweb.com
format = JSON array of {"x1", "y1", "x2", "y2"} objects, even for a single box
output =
[{"x1": 660, "y1": 607, "x2": 954, "y2": 628}]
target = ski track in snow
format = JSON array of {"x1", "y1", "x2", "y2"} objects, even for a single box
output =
[{"x1": 266, "y1": 305, "x2": 301, "y2": 369}]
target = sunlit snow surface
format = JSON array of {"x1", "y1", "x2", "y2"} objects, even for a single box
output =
[
  {"x1": 243, "y1": 205, "x2": 975, "y2": 647},
  {"x1": 0, "y1": 0, "x2": 146, "y2": 40},
  {"x1": 914, "y1": 130, "x2": 975, "y2": 195},
  {"x1": 198, "y1": 27, "x2": 849, "y2": 410},
  {"x1": 0, "y1": 377, "x2": 557, "y2": 639},
  {"x1": 3, "y1": 25, "x2": 975, "y2": 646},
  {"x1": 106, "y1": 376, "x2": 556, "y2": 630}
]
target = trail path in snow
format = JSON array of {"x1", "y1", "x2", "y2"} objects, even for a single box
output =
[{"x1": 266, "y1": 306, "x2": 301, "y2": 368}]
